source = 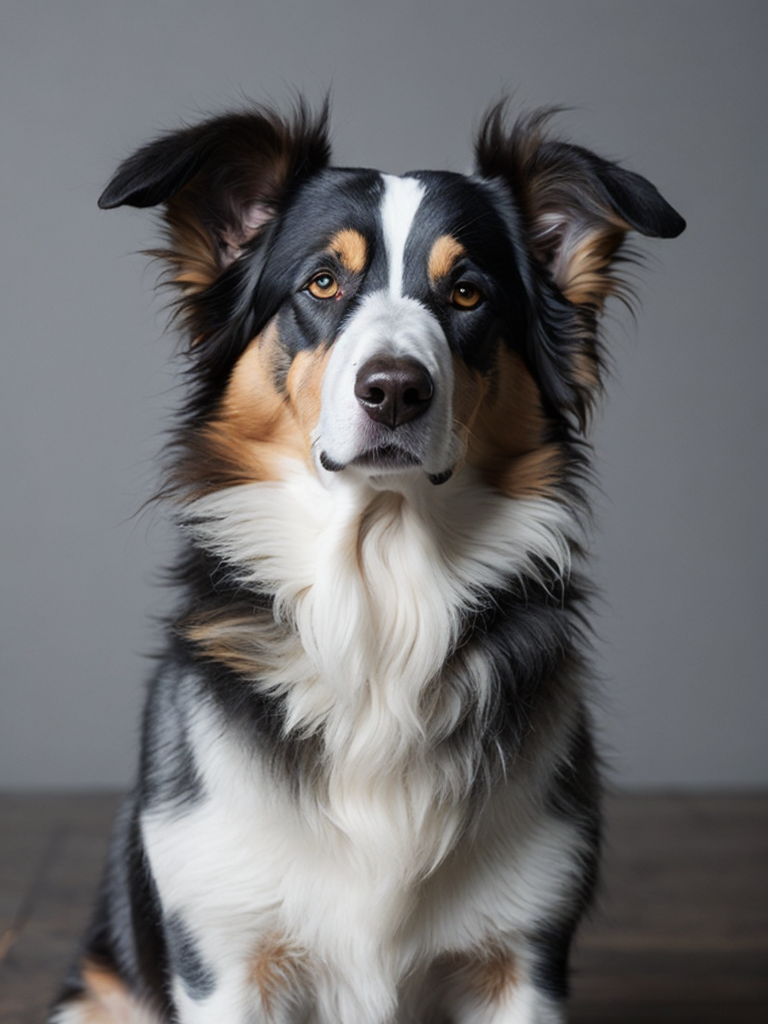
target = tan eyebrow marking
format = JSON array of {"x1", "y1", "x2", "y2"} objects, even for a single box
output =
[
  {"x1": 428, "y1": 234, "x2": 466, "y2": 283},
  {"x1": 328, "y1": 228, "x2": 368, "y2": 274}
]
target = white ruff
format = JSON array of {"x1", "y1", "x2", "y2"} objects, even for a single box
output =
[{"x1": 182, "y1": 461, "x2": 572, "y2": 867}]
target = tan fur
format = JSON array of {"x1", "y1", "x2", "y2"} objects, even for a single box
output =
[
  {"x1": 249, "y1": 936, "x2": 307, "y2": 1013},
  {"x1": 62, "y1": 960, "x2": 155, "y2": 1024},
  {"x1": 467, "y1": 945, "x2": 517, "y2": 1004},
  {"x1": 160, "y1": 204, "x2": 222, "y2": 297},
  {"x1": 327, "y1": 228, "x2": 368, "y2": 274},
  {"x1": 570, "y1": 347, "x2": 601, "y2": 390},
  {"x1": 560, "y1": 221, "x2": 629, "y2": 310},
  {"x1": 449, "y1": 358, "x2": 486, "y2": 475},
  {"x1": 466, "y1": 348, "x2": 564, "y2": 499},
  {"x1": 185, "y1": 609, "x2": 284, "y2": 677},
  {"x1": 428, "y1": 235, "x2": 466, "y2": 284},
  {"x1": 285, "y1": 345, "x2": 333, "y2": 440},
  {"x1": 435, "y1": 942, "x2": 518, "y2": 1006},
  {"x1": 177, "y1": 326, "x2": 331, "y2": 496}
]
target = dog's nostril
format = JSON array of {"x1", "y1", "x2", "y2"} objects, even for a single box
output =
[
  {"x1": 403, "y1": 386, "x2": 425, "y2": 407},
  {"x1": 355, "y1": 357, "x2": 434, "y2": 429},
  {"x1": 365, "y1": 386, "x2": 387, "y2": 406}
]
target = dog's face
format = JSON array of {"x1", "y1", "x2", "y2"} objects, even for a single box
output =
[
  {"x1": 100, "y1": 104, "x2": 683, "y2": 501},
  {"x1": 220, "y1": 167, "x2": 530, "y2": 489}
]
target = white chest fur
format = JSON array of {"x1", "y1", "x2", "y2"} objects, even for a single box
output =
[{"x1": 148, "y1": 463, "x2": 580, "y2": 1020}]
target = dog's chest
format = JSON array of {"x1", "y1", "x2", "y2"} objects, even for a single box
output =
[
  {"x1": 140, "y1": 696, "x2": 583, "y2": 1014},
  {"x1": 140, "y1": 699, "x2": 462, "y2": 973},
  {"x1": 143, "y1": 471, "x2": 577, "y2": 984}
]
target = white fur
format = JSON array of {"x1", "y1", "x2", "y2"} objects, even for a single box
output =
[
  {"x1": 156, "y1": 461, "x2": 583, "y2": 1022},
  {"x1": 182, "y1": 462, "x2": 572, "y2": 785},
  {"x1": 315, "y1": 290, "x2": 463, "y2": 479},
  {"x1": 314, "y1": 173, "x2": 459, "y2": 478},
  {"x1": 380, "y1": 174, "x2": 425, "y2": 297},
  {"x1": 142, "y1": 697, "x2": 580, "y2": 1024}
]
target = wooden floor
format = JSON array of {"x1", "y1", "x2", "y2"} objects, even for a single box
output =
[{"x1": 0, "y1": 792, "x2": 766, "y2": 1023}]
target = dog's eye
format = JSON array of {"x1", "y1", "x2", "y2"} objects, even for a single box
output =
[
  {"x1": 451, "y1": 282, "x2": 483, "y2": 310},
  {"x1": 307, "y1": 272, "x2": 340, "y2": 300}
]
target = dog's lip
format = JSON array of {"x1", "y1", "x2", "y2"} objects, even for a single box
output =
[
  {"x1": 318, "y1": 444, "x2": 421, "y2": 474},
  {"x1": 319, "y1": 446, "x2": 454, "y2": 485},
  {"x1": 351, "y1": 445, "x2": 421, "y2": 470},
  {"x1": 319, "y1": 442, "x2": 423, "y2": 473}
]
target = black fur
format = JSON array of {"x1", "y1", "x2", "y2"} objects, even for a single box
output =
[{"x1": 51, "y1": 101, "x2": 683, "y2": 1023}]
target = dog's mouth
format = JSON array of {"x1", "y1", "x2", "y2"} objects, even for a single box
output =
[
  {"x1": 319, "y1": 446, "x2": 453, "y2": 485},
  {"x1": 319, "y1": 445, "x2": 419, "y2": 473},
  {"x1": 352, "y1": 445, "x2": 421, "y2": 471}
]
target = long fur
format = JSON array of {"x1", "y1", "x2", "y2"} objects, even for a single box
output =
[{"x1": 50, "y1": 101, "x2": 683, "y2": 1024}]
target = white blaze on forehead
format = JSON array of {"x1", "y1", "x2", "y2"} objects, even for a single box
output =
[{"x1": 380, "y1": 174, "x2": 425, "y2": 297}]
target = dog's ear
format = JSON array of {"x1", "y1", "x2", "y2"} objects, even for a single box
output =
[
  {"x1": 475, "y1": 106, "x2": 684, "y2": 426},
  {"x1": 475, "y1": 106, "x2": 684, "y2": 309},
  {"x1": 99, "y1": 102, "x2": 331, "y2": 292}
]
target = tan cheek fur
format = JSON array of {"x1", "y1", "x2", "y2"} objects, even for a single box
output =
[
  {"x1": 181, "y1": 325, "x2": 331, "y2": 495},
  {"x1": 451, "y1": 358, "x2": 486, "y2": 458},
  {"x1": 285, "y1": 344, "x2": 332, "y2": 439},
  {"x1": 464, "y1": 347, "x2": 563, "y2": 500}
]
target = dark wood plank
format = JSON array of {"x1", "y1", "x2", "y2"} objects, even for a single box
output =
[
  {"x1": 0, "y1": 798, "x2": 49, "y2": 941},
  {"x1": 0, "y1": 793, "x2": 122, "y2": 1024},
  {"x1": 571, "y1": 791, "x2": 768, "y2": 1023},
  {"x1": 572, "y1": 948, "x2": 768, "y2": 1024},
  {"x1": 1, "y1": 791, "x2": 766, "y2": 1022}
]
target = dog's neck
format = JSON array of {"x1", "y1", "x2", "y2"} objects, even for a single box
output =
[
  {"x1": 181, "y1": 459, "x2": 574, "y2": 865},
  {"x1": 183, "y1": 458, "x2": 572, "y2": 689}
]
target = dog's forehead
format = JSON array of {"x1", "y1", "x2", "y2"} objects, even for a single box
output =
[
  {"x1": 405, "y1": 169, "x2": 510, "y2": 236},
  {"x1": 282, "y1": 167, "x2": 511, "y2": 266}
]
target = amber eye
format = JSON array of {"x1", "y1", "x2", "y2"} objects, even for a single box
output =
[
  {"x1": 451, "y1": 281, "x2": 483, "y2": 310},
  {"x1": 307, "y1": 272, "x2": 340, "y2": 300}
]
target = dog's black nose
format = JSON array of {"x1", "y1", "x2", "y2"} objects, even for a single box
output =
[{"x1": 354, "y1": 357, "x2": 434, "y2": 429}]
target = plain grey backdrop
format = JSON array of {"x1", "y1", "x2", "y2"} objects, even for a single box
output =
[{"x1": 1, "y1": 0, "x2": 766, "y2": 790}]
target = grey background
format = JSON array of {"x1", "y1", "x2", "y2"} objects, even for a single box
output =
[{"x1": 1, "y1": 0, "x2": 765, "y2": 790}]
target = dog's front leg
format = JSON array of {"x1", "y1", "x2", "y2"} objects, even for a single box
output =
[
  {"x1": 420, "y1": 940, "x2": 569, "y2": 1024},
  {"x1": 444, "y1": 985, "x2": 566, "y2": 1024},
  {"x1": 165, "y1": 935, "x2": 312, "y2": 1024},
  {"x1": 169, "y1": 977, "x2": 308, "y2": 1024}
]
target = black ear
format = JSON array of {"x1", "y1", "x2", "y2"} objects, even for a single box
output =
[
  {"x1": 475, "y1": 106, "x2": 685, "y2": 430},
  {"x1": 475, "y1": 106, "x2": 685, "y2": 309},
  {"x1": 99, "y1": 101, "x2": 331, "y2": 285},
  {"x1": 564, "y1": 144, "x2": 686, "y2": 239}
]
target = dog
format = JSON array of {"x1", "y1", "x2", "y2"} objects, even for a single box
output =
[{"x1": 50, "y1": 101, "x2": 684, "y2": 1024}]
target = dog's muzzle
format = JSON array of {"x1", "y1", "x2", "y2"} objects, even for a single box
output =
[{"x1": 314, "y1": 293, "x2": 460, "y2": 485}]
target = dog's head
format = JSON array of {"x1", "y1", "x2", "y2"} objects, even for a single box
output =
[{"x1": 100, "y1": 102, "x2": 684, "y2": 501}]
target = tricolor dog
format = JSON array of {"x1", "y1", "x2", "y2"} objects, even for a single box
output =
[{"x1": 50, "y1": 102, "x2": 684, "y2": 1024}]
